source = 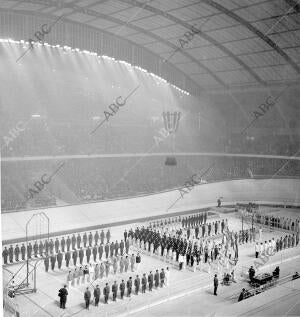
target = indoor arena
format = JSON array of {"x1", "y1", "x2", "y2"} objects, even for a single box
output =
[{"x1": 1, "y1": 1, "x2": 300, "y2": 316}]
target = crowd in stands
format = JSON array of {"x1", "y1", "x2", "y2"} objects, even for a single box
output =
[
  {"x1": 221, "y1": 134, "x2": 300, "y2": 157},
  {"x1": 2, "y1": 154, "x2": 300, "y2": 211},
  {"x1": 2, "y1": 117, "x2": 299, "y2": 158}
]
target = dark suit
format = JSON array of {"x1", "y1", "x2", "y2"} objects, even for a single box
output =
[
  {"x1": 214, "y1": 276, "x2": 218, "y2": 295},
  {"x1": 59, "y1": 287, "x2": 68, "y2": 309}
]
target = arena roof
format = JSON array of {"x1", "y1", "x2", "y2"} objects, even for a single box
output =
[{"x1": 1, "y1": 0, "x2": 300, "y2": 93}]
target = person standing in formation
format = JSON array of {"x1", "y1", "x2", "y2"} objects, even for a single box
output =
[
  {"x1": 130, "y1": 254, "x2": 135, "y2": 272},
  {"x1": 160, "y1": 269, "x2": 165, "y2": 287},
  {"x1": 154, "y1": 270, "x2": 160, "y2": 288},
  {"x1": 120, "y1": 280, "x2": 125, "y2": 299},
  {"x1": 136, "y1": 252, "x2": 141, "y2": 272},
  {"x1": 135, "y1": 275, "x2": 140, "y2": 295},
  {"x1": 125, "y1": 256, "x2": 129, "y2": 273},
  {"x1": 165, "y1": 267, "x2": 170, "y2": 286},
  {"x1": 127, "y1": 277, "x2": 132, "y2": 297},
  {"x1": 148, "y1": 271, "x2": 153, "y2": 291},
  {"x1": 2, "y1": 247, "x2": 8, "y2": 264},
  {"x1": 44, "y1": 255, "x2": 49, "y2": 272},
  {"x1": 112, "y1": 281, "x2": 118, "y2": 301},
  {"x1": 142, "y1": 273, "x2": 147, "y2": 293},
  {"x1": 65, "y1": 250, "x2": 71, "y2": 268},
  {"x1": 94, "y1": 285, "x2": 100, "y2": 307},
  {"x1": 14, "y1": 245, "x2": 20, "y2": 262},
  {"x1": 66, "y1": 271, "x2": 73, "y2": 290},
  {"x1": 104, "y1": 283, "x2": 110, "y2": 304}
]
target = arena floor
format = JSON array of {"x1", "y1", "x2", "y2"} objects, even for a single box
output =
[{"x1": 3, "y1": 207, "x2": 300, "y2": 317}]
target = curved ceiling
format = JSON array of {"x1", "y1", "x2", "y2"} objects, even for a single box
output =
[{"x1": 1, "y1": 0, "x2": 300, "y2": 92}]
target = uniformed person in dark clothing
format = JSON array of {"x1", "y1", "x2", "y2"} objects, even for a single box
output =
[
  {"x1": 58, "y1": 285, "x2": 68, "y2": 309},
  {"x1": 28, "y1": 242, "x2": 33, "y2": 259},
  {"x1": 124, "y1": 230, "x2": 128, "y2": 242},
  {"x1": 248, "y1": 266, "x2": 255, "y2": 282},
  {"x1": 115, "y1": 240, "x2": 119, "y2": 256},
  {"x1": 66, "y1": 236, "x2": 71, "y2": 251},
  {"x1": 142, "y1": 274, "x2": 147, "y2": 293},
  {"x1": 100, "y1": 230, "x2": 105, "y2": 244},
  {"x1": 57, "y1": 250, "x2": 63, "y2": 269},
  {"x1": 86, "y1": 247, "x2": 91, "y2": 263},
  {"x1": 39, "y1": 241, "x2": 44, "y2": 257},
  {"x1": 21, "y1": 244, "x2": 26, "y2": 261},
  {"x1": 148, "y1": 271, "x2": 153, "y2": 291},
  {"x1": 154, "y1": 270, "x2": 159, "y2": 288},
  {"x1": 104, "y1": 283, "x2": 110, "y2": 303},
  {"x1": 50, "y1": 253, "x2": 56, "y2": 270},
  {"x1": 110, "y1": 242, "x2": 114, "y2": 257},
  {"x1": 105, "y1": 243, "x2": 109, "y2": 259},
  {"x1": 134, "y1": 275, "x2": 140, "y2": 295},
  {"x1": 88, "y1": 232, "x2": 93, "y2": 247},
  {"x1": 44, "y1": 255, "x2": 49, "y2": 272},
  {"x1": 72, "y1": 249, "x2": 78, "y2": 266},
  {"x1": 71, "y1": 234, "x2": 76, "y2": 250},
  {"x1": 214, "y1": 274, "x2": 218, "y2": 295},
  {"x1": 8, "y1": 245, "x2": 14, "y2": 263},
  {"x1": 106, "y1": 230, "x2": 111, "y2": 244},
  {"x1": 49, "y1": 240, "x2": 54, "y2": 254},
  {"x1": 34, "y1": 241, "x2": 39, "y2": 257},
  {"x1": 14, "y1": 245, "x2": 20, "y2": 262},
  {"x1": 45, "y1": 240, "x2": 49, "y2": 254},
  {"x1": 61, "y1": 237, "x2": 66, "y2": 253},
  {"x1": 94, "y1": 231, "x2": 99, "y2": 246},
  {"x1": 2, "y1": 247, "x2": 8, "y2": 264},
  {"x1": 99, "y1": 244, "x2": 104, "y2": 260},
  {"x1": 79, "y1": 248, "x2": 84, "y2": 265},
  {"x1": 120, "y1": 240, "x2": 125, "y2": 255},
  {"x1": 65, "y1": 250, "x2": 71, "y2": 268},
  {"x1": 92, "y1": 245, "x2": 97, "y2": 262},
  {"x1": 84, "y1": 287, "x2": 91, "y2": 309},
  {"x1": 112, "y1": 281, "x2": 118, "y2": 301},
  {"x1": 94, "y1": 285, "x2": 100, "y2": 306},
  {"x1": 54, "y1": 238, "x2": 59, "y2": 254},
  {"x1": 77, "y1": 234, "x2": 81, "y2": 249},
  {"x1": 120, "y1": 280, "x2": 125, "y2": 299},
  {"x1": 160, "y1": 269, "x2": 165, "y2": 287},
  {"x1": 127, "y1": 277, "x2": 132, "y2": 297}
]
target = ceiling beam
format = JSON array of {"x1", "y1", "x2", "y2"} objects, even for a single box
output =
[
  {"x1": 118, "y1": 0, "x2": 265, "y2": 85},
  {"x1": 203, "y1": 0, "x2": 300, "y2": 75},
  {"x1": 0, "y1": 8, "x2": 213, "y2": 94},
  {"x1": 3, "y1": 0, "x2": 228, "y2": 90}
]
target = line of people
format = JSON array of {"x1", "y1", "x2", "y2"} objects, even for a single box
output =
[
  {"x1": 254, "y1": 233, "x2": 299, "y2": 258},
  {"x1": 59, "y1": 267, "x2": 171, "y2": 310},
  {"x1": 42, "y1": 238, "x2": 132, "y2": 272},
  {"x1": 244, "y1": 210, "x2": 300, "y2": 232},
  {"x1": 127, "y1": 220, "x2": 239, "y2": 276},
  {"x1": 2, "y1": 229, "x2": 112, "y2": 265},
  {"x1": 149, "y1": 211, "x2": 208, "y2": 230},
  {"x1": 64, "y1": 253, "x2": 142, "y2": 288}
]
